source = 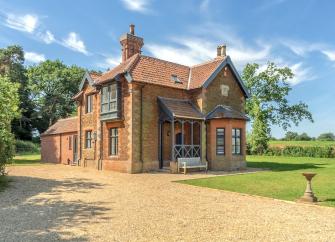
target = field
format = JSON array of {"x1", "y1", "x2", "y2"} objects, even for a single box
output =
[
  {"x1": 269, "y1": 140, "x2": 335, "y2": 147},
  {"x1": 179, "y1": 155, "x2": 335, "y2": 207},
  {"x1": 10, "y1": 154, "x2": 42, "y2": 166}
]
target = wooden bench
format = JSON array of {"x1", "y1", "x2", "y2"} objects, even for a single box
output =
[{"x1": 177, "y1": 157, "x2": 208, "y2": 174}]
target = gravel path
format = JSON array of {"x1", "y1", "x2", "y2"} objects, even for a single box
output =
[{"x1": 1, "y1": 165, "x2": 335, "y2": 241}]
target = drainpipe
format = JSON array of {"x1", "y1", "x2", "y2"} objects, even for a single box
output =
[
  {"x1": 139, "y1": 85, "x2": 144, "y2": 171},
  {"x1": 79, "y1": 102, "x2": 82, "y2": 166},
  {"x1": 99, "y1": 120, "x2": 103, "y2": 170}
]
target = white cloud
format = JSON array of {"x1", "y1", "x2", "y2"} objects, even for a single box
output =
[
  {"x1": 5, "y1": 14, "x2": 38, "y2": 33},
  {"x1": 146, "y1": 25, "x2": 272, "y2": 68},
  {"x1": 97, "y1": 55, "x2": 122, "y2": 69},
  {"x1": 321, "y1": 50, "x2": 335, "y2": 61},
  {"x1": 288, "y1": 62, "x2": 316, "y2": 86},
  {"x1": 38, "y1": 30, "x2": 55, "y2": 44},
  {"x1": 62, "y1": 32, "x2": 88, "y2": 55},
  {"x1": 121, "y1": 0, "x2": 151, "y2": 13},
  {"x1": 24, "y1": 52, "x2": 45, "y2": 63}
]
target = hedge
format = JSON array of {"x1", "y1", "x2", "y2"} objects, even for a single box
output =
[
  {"x1": 264, "y1": 145, "x2": 335, "y2": 158},
  {"x1": 15, "y1": 140, "x2": 40, "y2": 154}
]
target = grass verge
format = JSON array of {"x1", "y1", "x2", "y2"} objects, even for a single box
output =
[{"x1": 178, "y1": 156, "x2": 335, "y2": 207}]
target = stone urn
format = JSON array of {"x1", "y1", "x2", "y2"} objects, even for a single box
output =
[{"x1": 298, "y1": 172, "x2": 317, "y2": 203}]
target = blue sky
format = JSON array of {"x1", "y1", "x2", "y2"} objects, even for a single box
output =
[{"x1": 0, "y1": 0, "x2": 334, "y2": 138}]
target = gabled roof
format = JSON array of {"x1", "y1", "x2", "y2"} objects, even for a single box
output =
[
  {"x1": 41, "y1": 117, "x2": 78, "y2": 136},
  {"x1": 206, "y1": 105, "x2": 249, "y2": 120},
  {"x1": 202, "y1": 56, "x2": 250, "y2": 97},
  {"x1": 158, "y1": 96, "x2": 204, "y2": 120},
  {"x1": 79, "y1": 72, "x2": 102, "y2": 91},
  {"x1": 92, "y1": 54, "x2": 249, "y2": 97}
]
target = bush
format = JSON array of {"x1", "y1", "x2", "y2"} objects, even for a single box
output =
[
  {"x1": 15, "y1": 140, "x2": 40, "y2": 154},
  {"x1": 265, "y1": 145, "x2": 335, "y2": 158}
]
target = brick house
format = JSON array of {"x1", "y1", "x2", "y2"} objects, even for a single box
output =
[{"x1": 41, "y1": 25, "x2": 250, "y2": 173}]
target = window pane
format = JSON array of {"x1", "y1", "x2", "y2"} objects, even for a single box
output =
[
  {"x1": 236, "y1": 129, "x2": 240, "y2": 137},
  {"x1": 216, "y1": 128, "x2": 225, "y2": 155},
  {"x1": 110, "y1": 84, "x2": 117, "y2": 99},
  {"x1": 109, "y1": 128, "x2": 118, "y2": 155},
  {"x1": 102, "y1": 87, "x2": 108, "y2": 103}
]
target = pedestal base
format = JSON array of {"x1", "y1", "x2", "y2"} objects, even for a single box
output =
[{"x1": 298, "y1": 193, "x2": 318, "y2": 203}]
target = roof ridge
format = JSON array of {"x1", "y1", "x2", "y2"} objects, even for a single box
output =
[
  {"x1": 187, "y1": 68, "x2": 192, "y2": 90},
  {"x1": 191, "y1": 56, "x2": 226, "y2": 68},
  {"x1": 126, "y1": 53, "x2": 141, "y2": 72},
  {"x1": 140, "y1": 54, "x2": 190, "y2": 69},
  {"x1": 58, "y1": 116, "x2": 78, "y2": 121}
]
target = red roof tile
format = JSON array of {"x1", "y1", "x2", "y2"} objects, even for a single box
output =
[
  {"x1": 95, "y1": 54, "x2": 226, "y2": 90},
  {"x1": 158, "y1": 97, "x2": 204, "y2": 120},
  {"x1": 41, "y1": 117, "x2": 78, "y2": 136},
  {"x1": 189, "y1": 57, "x2": 225, "y2": 89}
]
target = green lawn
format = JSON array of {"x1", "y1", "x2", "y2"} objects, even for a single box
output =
[
  {"x1": 269, "y1": 140, "x2": 335, "y2": 147},
  {"x1": 178, "y1": 156, "x2": 335, "y2": 207},
  {"x1": 10, "y1": 154, "x2": 42, "y2": 166}
]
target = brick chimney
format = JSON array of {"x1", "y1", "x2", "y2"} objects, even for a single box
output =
[
  {"x1": 120, "y1": 24, "x2": 144, "y2": 62},
  {"x1": 217, "y1": 44, "x2": 226, "y2": 57}
]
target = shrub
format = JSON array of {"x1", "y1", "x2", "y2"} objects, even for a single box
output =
[
  {"x1": 265, "y1": 145, "x2": 335, "y2": 158},
  {"x1": 15, "y1": 140, "x2": 40, "y2": 154}
]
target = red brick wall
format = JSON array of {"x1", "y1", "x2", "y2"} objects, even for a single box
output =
[
  {"x1": 60, "y1": 133, "x2": 77, "y2": 164},
  {"x1": 41, "y1": 132, "x2": 77, "y2": 164},
  {"x1": 41, "y1": 135, "x2": 60, "y2": 163},
  {"x1": 207, "y1": 119, "x2": 246, "y2": 170}
]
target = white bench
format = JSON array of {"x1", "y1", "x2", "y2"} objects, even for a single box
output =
[{"x1": 177, "y1": 157, "x2": 208, "y2": 174}]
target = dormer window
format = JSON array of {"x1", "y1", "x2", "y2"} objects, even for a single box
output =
[{"x1": 171, "y1": 74, "x2": 182, "y2": 84}]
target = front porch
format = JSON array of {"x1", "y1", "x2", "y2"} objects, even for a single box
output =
[{"x1": 157, "y1": 97, "x2": 205, "y2": 171}]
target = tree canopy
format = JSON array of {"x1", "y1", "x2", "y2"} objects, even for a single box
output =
[
  {"x1": 27, "y1": 60, "x2": 85, "y2": 133},
  {"x1": 243, "y1": 62, "x2": 313, "y2": 153},
  {"x1": 317, "y1": 132, "x2": 335, "y2": 141},
  {"x1": 0, "y1": 76, "x2": 20, "y2": 175},
  {"x1": 0, "y1": 45, "x2": 34, "y2": 140}
]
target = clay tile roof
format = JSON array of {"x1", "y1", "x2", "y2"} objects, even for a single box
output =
[
  {"x1": 96, "y1": 53, "x2": 140, "y2": 84},
  {"x1": 89, "y1": 72, "x2": 102, "y2": 81},
  {"x1": 131, "y1": 55, "x2": 190, "y2": 89},
  {"x1": 93, "y1": 54, "x2": 237, "y2": 92},
  {"x1": 41, "y1": 117, "x2": 78, "y2": 136},
  {"x1": 206, "y1": 105, "x2": 249, "y2": 120},
  {"x1": 158, "y1": 96, "x2": 204, "y2": 120},
  {"x1": 189, "y1": 57, "x2": 226, "y2": 89}
]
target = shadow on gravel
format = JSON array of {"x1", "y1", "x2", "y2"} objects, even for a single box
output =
[{"x1": 0, "y1": 176, "x2": 111, "y2": 241}]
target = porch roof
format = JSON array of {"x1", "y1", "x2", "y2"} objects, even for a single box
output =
[
  {"x1": 206, "y1": 105, "x2": 249, "y2": 120},
  {"x1": 157, "y1": 96, "x2": 204, "y2": 120}
]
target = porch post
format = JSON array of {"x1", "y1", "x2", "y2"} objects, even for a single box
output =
[
  {"x1": 171, "y1": 119, "x2": 175, "y2": 161},
  {"x1": 181, "y1": 120, "x2": 184, "y2": 157},
  {"x1": 191, "y1": 121, "x2": 194, "y2": 157},
  {"x1": 200, "y1": 121, "x2": 203, "y2": 161},
  {"x1": 158, "y1": 120, "x2": 162, "y2": 168}
]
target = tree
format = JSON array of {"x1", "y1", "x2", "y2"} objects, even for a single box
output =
[
  {"x1": 0, "y1": 45, "x2": 34, "y2": 140},
  {"x1": 243, "y1": 62, "x2": 313, "y2": 154},
  {"x1": 283, "y1": 131, "x2": 299, "y2": 141},
  {"x1": 317, "y1": 132, "x2": 335, "y2": 141},
  {"x1": 297, "y1": 132, "x2": 312, "y2": 141},
  {"x1": 0, "y1": 76, "x2": 20, "y2": 175},
  {"x1": 27, "y1": 60, "x2": 85, "y2": 133}
]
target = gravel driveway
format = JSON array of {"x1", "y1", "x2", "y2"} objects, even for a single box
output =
[{"x1": 1, "y1": 165, "x2": 335, "y2": 241}]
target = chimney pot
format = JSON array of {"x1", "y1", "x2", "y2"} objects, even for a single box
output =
[
  {"x1": 130, "y1": 24, "x2": 135, "y2": 35},
  {"x1": 217, "y1": 44, "x2": 226, "y2": 57}
]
